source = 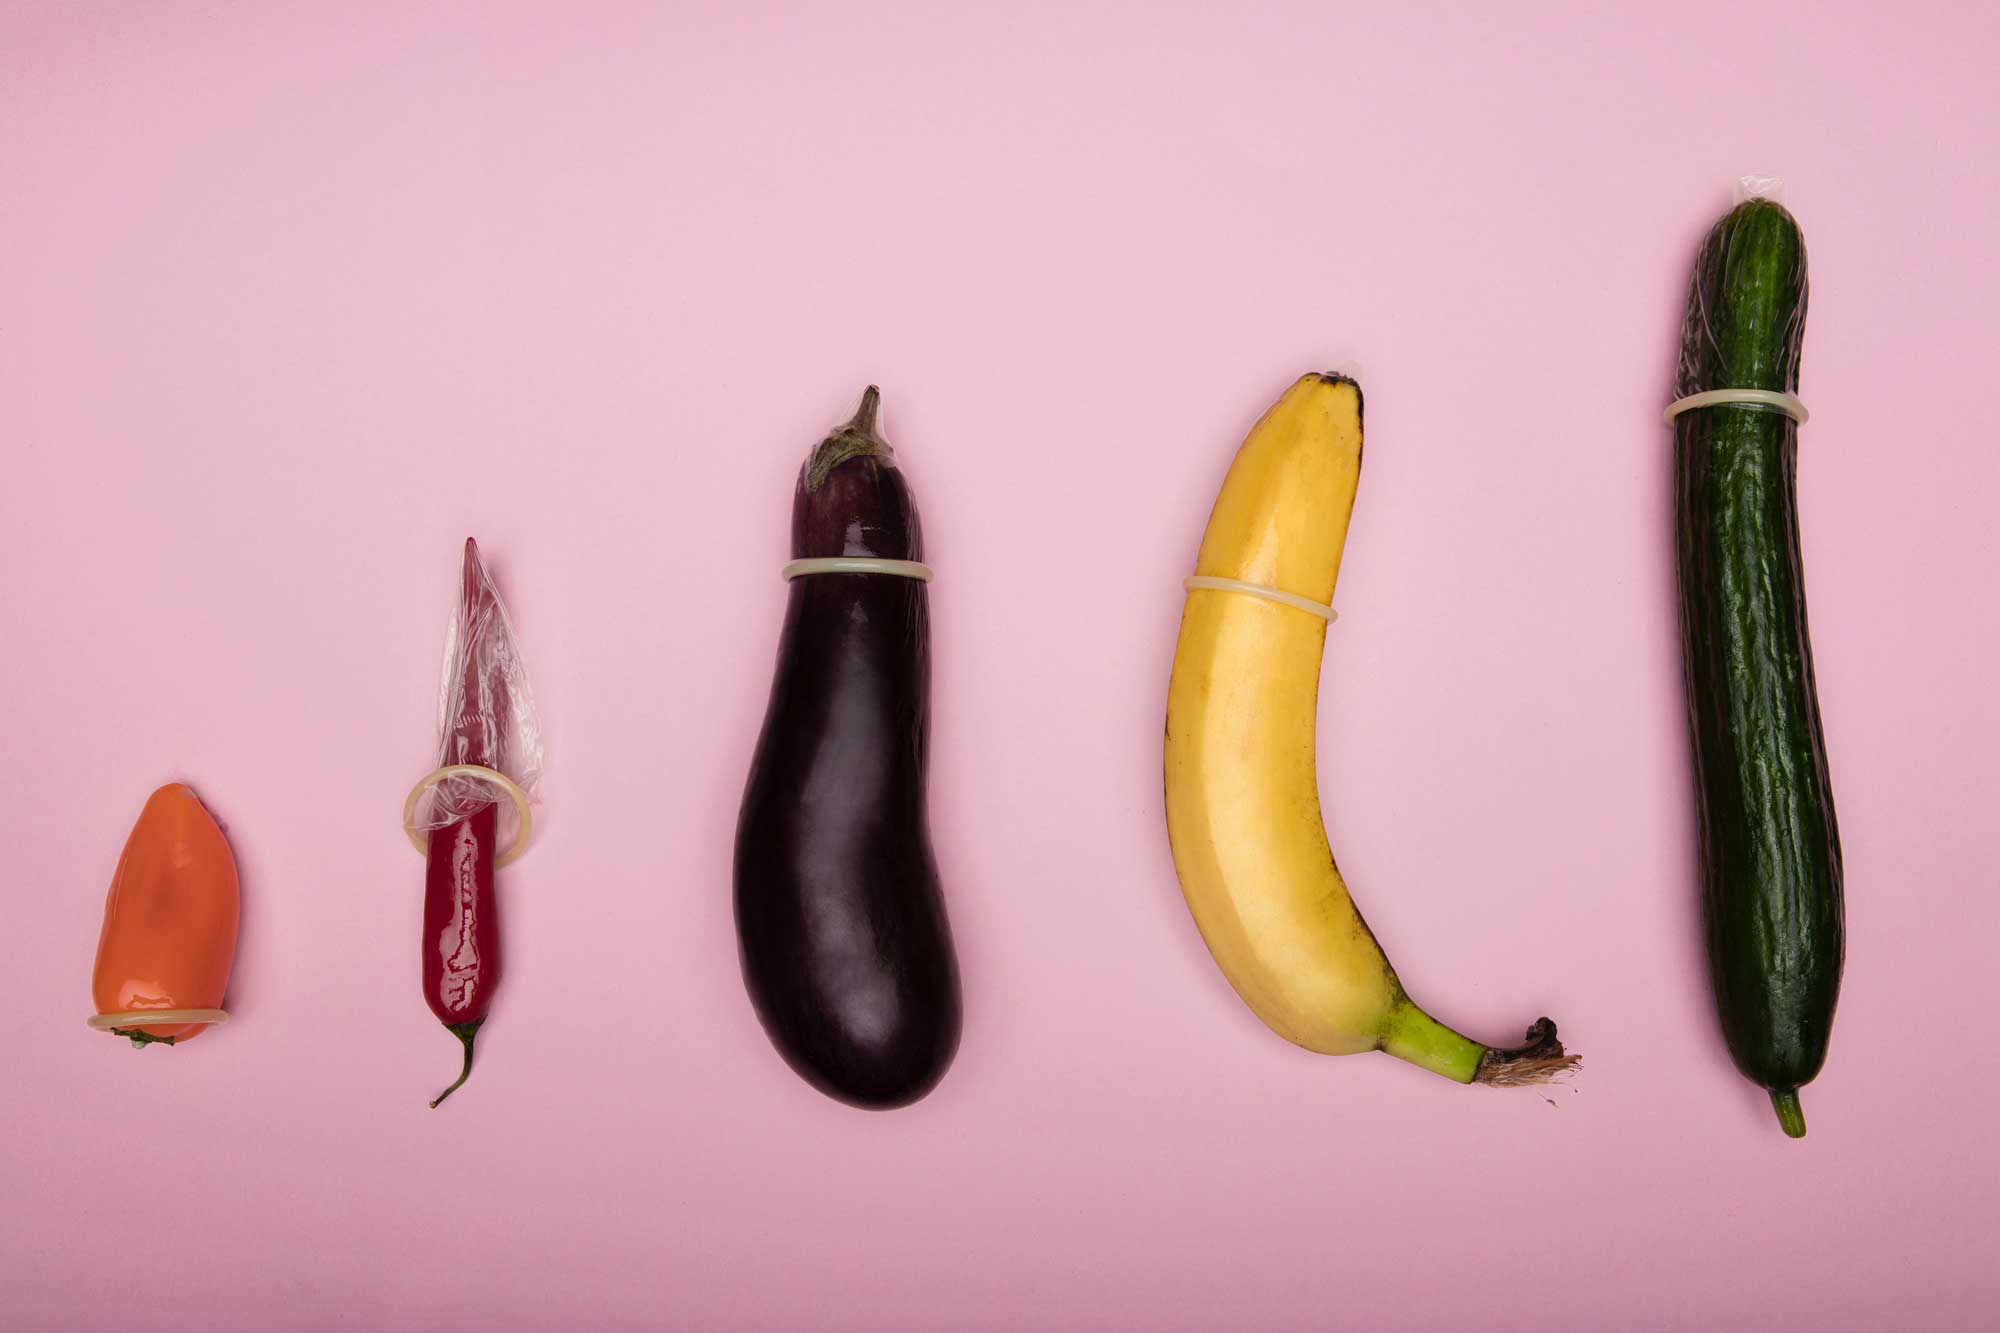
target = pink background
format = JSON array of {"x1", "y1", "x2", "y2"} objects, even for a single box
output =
[{"x1": 4, "y1": 4, "x2": 1997, "y2": 1330}]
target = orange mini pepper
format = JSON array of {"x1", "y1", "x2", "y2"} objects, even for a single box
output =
[{"x1": 89, "y1": 784, "x2": 240, "y2": 1047}]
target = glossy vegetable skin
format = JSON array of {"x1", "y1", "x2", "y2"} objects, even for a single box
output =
[
  {"x1": 734, "y1": 387, "x2": 962, "y2": 1109},
  {"x1": 423, "y1": 539, "x2": 506, "y2": 1108},
  {"x1": 92, "y1": 783, "x2": 240, "y2": 1046},
  {"x1": 1673, "y1": 198, "x2": 1843, "y2": 1137}
]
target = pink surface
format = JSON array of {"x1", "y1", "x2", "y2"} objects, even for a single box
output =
[{"x1": 3, "y1": 4, "x2": 1997, "y2": 1330}]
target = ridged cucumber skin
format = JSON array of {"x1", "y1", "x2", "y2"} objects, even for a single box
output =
[{"x1": 1673, "y1": 200, "x2": 1844, "y2": 1124}]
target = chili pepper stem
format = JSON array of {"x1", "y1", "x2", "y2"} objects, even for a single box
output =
[
  {"x1": 429, "y1": 1017, "x2": 486, "y2": 1108},
  {"x1": 112, "y1": 1028, "x2": 176, "y2": 1048}
]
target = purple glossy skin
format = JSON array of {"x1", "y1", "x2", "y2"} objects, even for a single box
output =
[{"x1": 734, "y1": 388, "x2": 962, "y2": 1109}]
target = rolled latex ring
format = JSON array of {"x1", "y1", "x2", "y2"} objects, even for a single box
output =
[
  {"x1": 87, "y1": 1009, "x2": 229, "y2": 1030},
  {"x1": 1184, "y1": 575, "x2": 1338, "y2": 623},
  {"x1": 1663, "y1": 388, "x2": 1809, "y2": 426},
  {"x1": 782, "y1": 557, "x2": 934, "y2": 582},
  {"x1": 402, "y1": 764, "x2": 534, "y2": 868}
]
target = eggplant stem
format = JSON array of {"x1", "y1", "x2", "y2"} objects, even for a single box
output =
[
  {"x1": 846, "y1": 384, "x2": 881, "y2": 438},
  {"x1": 806, "y1": 385, "x2": 893, "y2": 490},
  {"x1": 429, "y1": 1017, "x2": 486, "y2": 1108}
]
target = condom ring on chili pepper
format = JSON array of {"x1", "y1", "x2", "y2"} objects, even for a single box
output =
[{"x1": 401, "y1": 764, "x2": 535, "y2": 868}]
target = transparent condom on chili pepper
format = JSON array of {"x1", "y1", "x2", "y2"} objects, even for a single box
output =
[{"x1": 408, "y1": 541, "x2": 543, "y2": 846}]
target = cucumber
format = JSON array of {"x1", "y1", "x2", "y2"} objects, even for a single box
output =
[{"x1": 1673, "y1": 196, "x2": 1843, "y2": 1138}]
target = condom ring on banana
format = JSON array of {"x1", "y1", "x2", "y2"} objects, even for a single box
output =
[{"x1": 1184, "y1": 575, "x2": 1337, "y2": 623}]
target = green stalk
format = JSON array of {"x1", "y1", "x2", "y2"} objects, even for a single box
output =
[
  {"x1": 429, "y1": 1017, "x2": 485, "y2": 1109},
  {"x1": 111, "y1": 1027, "x2": 176, "y2": 1048},
  {"x1": 1771, "y1": 1089, "x2": 1808, "y2": 1138},
  {"x1": 1380, "y1": 1000, "x2": 1485, "y2": 1082},
  {"x1": 1381, "y1": 1001, "x2": 1578, "y2": 1086}
]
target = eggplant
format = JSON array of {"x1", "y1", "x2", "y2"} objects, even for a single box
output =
[{"x1": 734, "y1": 386, "x2": 962, "y2": 1109}]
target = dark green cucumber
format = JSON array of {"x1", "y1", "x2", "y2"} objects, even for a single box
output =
[{"x1": 1673, "y1": 197, "x2": 1843, "y2": 1138}]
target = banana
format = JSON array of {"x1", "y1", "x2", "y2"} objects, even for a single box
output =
[{"x1": 1164, "y1": 373, "x2": 1576, "y2": 1086}]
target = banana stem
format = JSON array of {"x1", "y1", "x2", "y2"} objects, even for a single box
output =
[
  {"x1": 1382, "y1": 1004, "x2": 1579, "y2": 1087},
  {"x1": 1380, "y1": 1001, "x2": 1486, "y2": 1083},
  {"x1": 1472, "y1": 1018, "x2": 1578, "y2": 1086}
]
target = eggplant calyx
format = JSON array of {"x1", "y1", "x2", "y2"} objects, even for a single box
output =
[{"x1": 806, "y1": 385, "x2": 894, "y2": 491}]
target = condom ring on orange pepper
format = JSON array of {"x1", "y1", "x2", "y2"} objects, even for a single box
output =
[
  {"x1": 402, "y1": 764, "x2": 534, "y2": 868},
  {"x1": 89, "y1": 1009, "x2": 229, "y2": 1032}
]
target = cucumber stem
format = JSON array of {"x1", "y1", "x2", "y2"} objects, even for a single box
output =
[
  {"x1": 112, "y1": 1027, "x2": 176, "y2": 1048},
  {"x1": 1770, "y1": 1089, "x2": 1807, "y2": 1138},
  {"x1": 429, "y1": 1017, "x2": 485, "y2": 1109}
]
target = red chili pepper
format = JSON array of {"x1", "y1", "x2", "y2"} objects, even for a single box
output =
[{"x1": 423, "y1": 539, "x2": 506, "y2": 1108}]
